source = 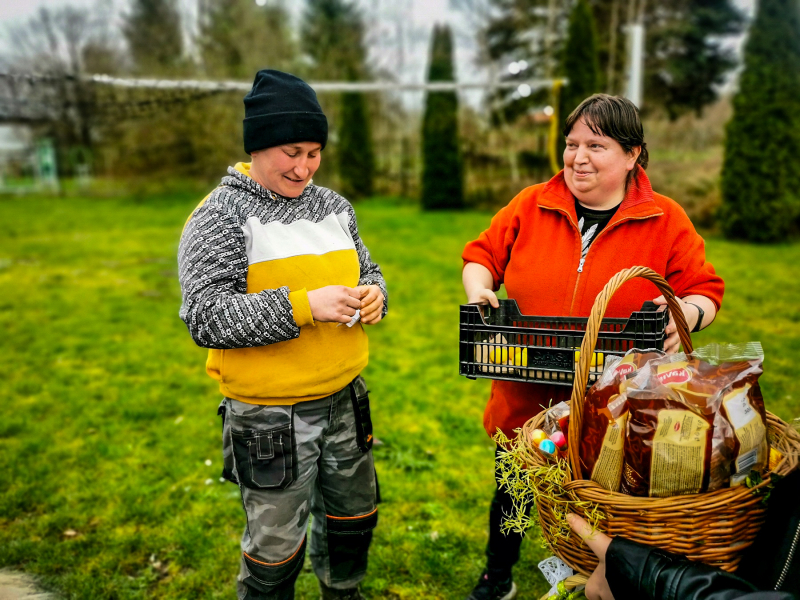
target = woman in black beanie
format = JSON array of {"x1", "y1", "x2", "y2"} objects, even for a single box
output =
[{"x1": 178, "y1": 69, "x2": 388, "y2": 600}]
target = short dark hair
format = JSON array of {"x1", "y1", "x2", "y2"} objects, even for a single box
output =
[{"x1": 563, "y1": 94, "x2": 649, "y2": 172}]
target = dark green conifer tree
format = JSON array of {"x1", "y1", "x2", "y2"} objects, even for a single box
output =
[
  {"x1": 647, "y1": 0, "x2": 744, "y2": 119},
  {"x1": 338, "y1": 87, "x2": 374, "y2": 199},
  {"x1": 303, "y1": 0, "x2": 374, "y2": 199},
  {"x1": 719, "y1": 0, "x2": 800, "y2": 242},
  {"x1": 560, "y1": 0, "x2": 601, "y2": 117},
  {"x1": 421, "y1": 25, "x2": 464, "y2": 210}
]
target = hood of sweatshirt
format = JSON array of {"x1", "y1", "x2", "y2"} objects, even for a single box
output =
[{"x1": 222, "y1": 161, "x2": 315, "y2": 203}]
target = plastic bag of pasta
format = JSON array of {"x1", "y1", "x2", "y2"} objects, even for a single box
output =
[
  {"x1": 619, "y1": 343, "x2": 767, "y2": 497},
  {"x1": 579, "y1": 349, "x2": 665, "y2": 491}
]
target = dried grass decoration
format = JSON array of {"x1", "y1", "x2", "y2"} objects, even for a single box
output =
[
  {"x1": 496, "y1": 266, "x2": 800, "y2": 576},
  {"x1": 494, "y1": 428, "x2": 605, "y2": 546}
]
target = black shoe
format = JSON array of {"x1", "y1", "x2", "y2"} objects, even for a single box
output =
[
  {"x1": 466, "y1": 571, "x2": 517, "y2": 600},
  {"x1": 319, "y1": 581, "x2": 366, "y2": 600}
]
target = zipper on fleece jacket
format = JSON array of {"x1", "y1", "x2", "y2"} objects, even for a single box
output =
[
  {"x1": 538, "y1": 205, "x2": 583, "y2": 315},
  {"x1": 578, "y1": 213, "x2": 663, "y2": 273},
  {"x1": 541, "y1": 206, "x2": 580, "y2": 316},
  {"x1": 539, "y1": 205, "x2": 662, "y2": 316}
]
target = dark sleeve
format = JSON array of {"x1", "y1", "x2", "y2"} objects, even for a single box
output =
[
  {"x1": 178, "y1": 201, "x2": 302, "y2": 349},
  {"x1": 606, "y1": 538, "x2": 796, "y2": 600},
  {"x1": 347, "y1": 205, "x2": 388, "y2": 318}
]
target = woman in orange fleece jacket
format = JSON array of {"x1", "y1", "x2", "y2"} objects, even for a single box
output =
[{"x1": 460, "y1": 95, "x2": 724, "y2": 600}]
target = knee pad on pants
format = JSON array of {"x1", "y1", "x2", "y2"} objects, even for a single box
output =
[
  {"x1": 326, "y1": 509, "x2": 378, "y2": 583},
  {"x1": 241, "y1": 536, "x2": 306, "y2": 597}
]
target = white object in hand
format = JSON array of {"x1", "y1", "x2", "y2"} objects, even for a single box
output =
[{"x1": 346, "y1": 309, "x2": 361, "y2": 328}]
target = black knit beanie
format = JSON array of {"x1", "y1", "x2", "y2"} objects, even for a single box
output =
[{"x1": 243, "y1": 70, "x2": 328, "y2": 154}]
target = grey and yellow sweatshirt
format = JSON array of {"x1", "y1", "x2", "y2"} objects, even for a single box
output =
[{"x1": 178, "y1": 162, "x2": 387, "y2": 405}]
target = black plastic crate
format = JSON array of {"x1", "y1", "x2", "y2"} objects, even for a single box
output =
[{"x1": 459, "y1": 299, "x2": 668, "y2": 387}]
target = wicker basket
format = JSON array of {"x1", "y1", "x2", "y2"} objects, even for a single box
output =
[{"x1": 518, "y1": 266, "x2": 800, "y2": 576}]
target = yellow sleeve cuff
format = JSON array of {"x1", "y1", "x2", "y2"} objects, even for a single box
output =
[{"x1": 288, "y1": 289, "x2": 315, "y2": 328}]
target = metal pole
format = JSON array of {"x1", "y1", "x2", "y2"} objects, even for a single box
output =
[
  {"x1": 607, "y1": 0, "x2": 620, "y2": 94},
  {"x1": 624, "y1": 22, "x2": 644, "y2": 108}
]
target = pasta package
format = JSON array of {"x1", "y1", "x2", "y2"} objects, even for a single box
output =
[
  {"x1": 621, "y1": 393, "x2": 714, "y2": 497},
  {"x1": 619, "y1": 344, "x2": 767, "y2": 497},
  {"x1": 579, "y1": 350, "x2": 665, "y2": 491},
  {"x1": 720, "y1": 382, "x2": 768, "y2": 487}
]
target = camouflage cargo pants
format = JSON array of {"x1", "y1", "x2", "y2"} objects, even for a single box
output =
[{"x1": 219, "y1": 376, "x2": 378, "y2": 600}]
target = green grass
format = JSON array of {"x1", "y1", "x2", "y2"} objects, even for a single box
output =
[{"x1": 0, "y1": 193, "x2": 798, "y2": 599}]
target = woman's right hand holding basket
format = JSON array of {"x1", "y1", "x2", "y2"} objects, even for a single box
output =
[
  {"x1": 463, "y1": 262, "x2": 500, "y2": 308},
  {"x1": 652, "y1": 293, "x2": 717, "y2": 353}
]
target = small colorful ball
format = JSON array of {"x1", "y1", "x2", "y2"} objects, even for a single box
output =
[
  {"x1": 550, "y1": 431, "x2": 567, "y2": 449},
  {"x1": 530, "y1": 429, "x2": 548, "y2": 445},
  {"x1": 539, "y1": 439, "x2": 556, "y2": 454}
]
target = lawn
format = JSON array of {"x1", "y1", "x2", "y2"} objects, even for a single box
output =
[{"x1": 0, "y1": 192, "x2": 798, "y2": 599}]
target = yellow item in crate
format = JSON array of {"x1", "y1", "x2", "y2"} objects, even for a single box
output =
[
  {"x1": 490, "y1": 345, "x2": 527, "y2": 366},
  {"x1": 476, "y1": 335, "x2": 516, "y2": 375},
  {"x1": 475, "y1": 334, "x2": 528, "y2": 375},
  {"x1": 489, "y1": 345, "x2": 509, "y2": 364},
  {"x1": 574, "y1": 350, "x2": 604, "y2": 368},
  {"x1": 514, "y1": 347, "x2": 528, "y2": 367}
]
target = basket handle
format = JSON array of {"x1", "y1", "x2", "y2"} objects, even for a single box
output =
[{"x1": 566, "y1": 266, "x2": 694, "y2": 480}]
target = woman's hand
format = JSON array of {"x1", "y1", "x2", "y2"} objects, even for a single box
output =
[
  {"x1": 463, "y1": 263, "x2": 500, "y2": 308},
  {"x1": 652, "y1": 295, "x2": 699, "y2": 354},
  {"x1": 307, "y1": 286, "x2": 362, "y2": 323},
  {"x1": 467, "y1": 288, "x2": 500, "y2": 308},
  {"x1": 566, "y1": 513, "x2": 615, "y2": 600},
  {"x1": 355, "y1": 285, "x2": 385, "y2": 325}
]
